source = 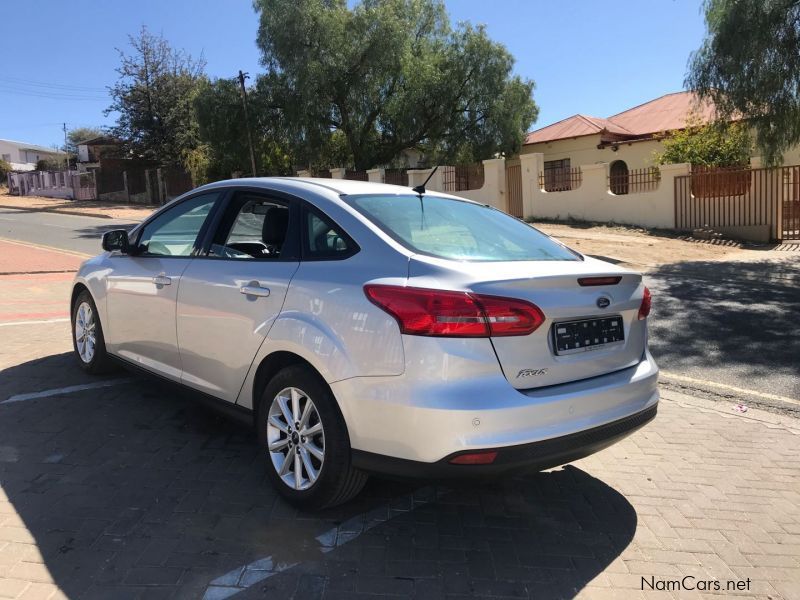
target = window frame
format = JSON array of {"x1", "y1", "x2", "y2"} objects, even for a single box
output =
[
  {"x1": 129, "y1": 190, "x2": 225, "y2": 259},
  {"x1": 196, "y1": 189, "x2": 301, "y2": 262},
  {"x1": 300, "y1": 203, "x2": 360, "y2": 262}
]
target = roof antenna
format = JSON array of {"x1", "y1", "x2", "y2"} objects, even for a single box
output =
[{"x1": 412, "y1": 165, "x2": 438, "y2": 197}]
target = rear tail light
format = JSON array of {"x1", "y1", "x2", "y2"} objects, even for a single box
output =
[
  {"x1": 578, "y1": 276, "x2": 622, "y2": 286},
  {"x1": 449, "y1": 451, "x2": 498, "y2": 465},
  {"x1": 364, "y1": 285, "x2": 545, "y2": 338},
  {"x1": 638, "y1": 287, "x2": 651, "y2": 320}
]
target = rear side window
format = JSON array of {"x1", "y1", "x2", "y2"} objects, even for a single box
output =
[
  {"x1": 345, "y1": 194, "x2": 579, "y2": 262},
  {"x1": 303, "y1": 209, "x2": 355, "y2": 259}
]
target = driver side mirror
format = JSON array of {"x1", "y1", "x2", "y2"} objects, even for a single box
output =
[{"x1": 102, "y1": 229, "x2": 130, "y2": 253}]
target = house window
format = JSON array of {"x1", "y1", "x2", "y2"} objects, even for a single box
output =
[
  {"x1": 543, "y1": 158, "x2": 572, "y2": 191},
  {"x1": 1, "y1": 154, "x2": 10, "y2": 162},
  {"x1": 609, "y1": 160, "x2": 629, "y2": 195}
]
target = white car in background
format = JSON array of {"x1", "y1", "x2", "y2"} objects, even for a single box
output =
[{"x1": 71, "y1": 178, "x2": 657, "y2": 509}]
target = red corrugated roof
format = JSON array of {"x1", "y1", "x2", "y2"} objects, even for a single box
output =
[
  {"x1": 524, "y1": 91, "x2": 718, "y2": 145},
  {"x1": 524, "y1": 114, "x2": 633, "y2": 144}
]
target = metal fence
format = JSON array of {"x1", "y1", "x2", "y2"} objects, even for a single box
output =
[
  {"x1": 539, "y1": 167, "x2": 582, "y2": 192},
  {"x1": 384, "y1": 168, "x2": 409, "y2": 187},
  {"x1": 781, "y1": 166, "x2": 800, "y2": 240},
  {"x1": 609, "y1": 167, "x2": 661, "y2": 195},
  {"x1": 95, "y1": 167, "x2": 126, "y2": 195},
  {"x1": 344, "y1": 169, "x2": 369, "y2": 182},
  {"x1": 442, "y1": 163, "x2": 485, "y2": 192},
  {"x1": 162, "y1": 168, "x2": 193, "y2": 198},
  {"x1": 8, "y1": 170, "x2": 96, "y2": 200},
  {"x1": 674, "y1": 165, "x2": 795, "y2": 240},
  {"x1": 126, "y1": 169, "x2": 147, "y2": 195},
  {"x1": 505, "y1": 162, "x2": 523, "y2": 217},
  {"x1": 70, "y1": 172, "x2": 97, "y2": 200}
]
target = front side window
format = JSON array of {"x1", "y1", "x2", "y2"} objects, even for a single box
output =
[
  {"x1": 345, "y1": 194, "x2": 579, "y2": 262},
  {"x1": 136, "y1": 193, "x2": 218, "y2": 257},
  {"x1": 209, "y1": 195, "x2": 290, "y2": 259}
]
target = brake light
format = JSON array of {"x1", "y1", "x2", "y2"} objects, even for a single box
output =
[
  {"x1": 364, "y1": 285, "x2": 544, "y2": 338},
  {"x1": 578, "y1": 276, "x2": 622, "y2": 286},
  {"x1": 638, "y1": 287, "x2": 651, "y2": 320}
]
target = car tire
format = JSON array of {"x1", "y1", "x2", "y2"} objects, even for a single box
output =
[
  {"x1": 71, "y1": 290, "x2": 114, "y2": 374},
  {"x1": 257, "y1": 364, "x2": 367, "y2": 509}
]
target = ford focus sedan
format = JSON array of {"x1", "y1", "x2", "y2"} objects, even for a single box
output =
[{"x1": 70, "y1": 177, "x2": 658, "y2": 509}]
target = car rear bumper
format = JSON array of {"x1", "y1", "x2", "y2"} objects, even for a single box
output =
[
  {"x1": 332, "y1": 346, "x2": 659, "y2": 466},
  {"x1": 351, "y1": 403, "x2": 656, "y2": 478}
]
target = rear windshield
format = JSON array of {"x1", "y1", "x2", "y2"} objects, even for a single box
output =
[{"x1": 344, "y1": 194, "x2": 580, "y2": 262}]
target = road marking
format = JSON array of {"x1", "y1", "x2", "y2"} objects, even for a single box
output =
[
  {"x1": 0, "y1": 318, "x2": 70, "y2": 327},
  {"x1": 0, "y1": 236, "x2": 91, "y2": 258},
  {"x1": 202, "y1": 486, "x2": 447, "y2": 600},
  {"x1": 2, "y1": 379, "x2": 133, "y2": 404},
  {"x1": 660, "y1": 370, "x2": 800, "y2": 406}
]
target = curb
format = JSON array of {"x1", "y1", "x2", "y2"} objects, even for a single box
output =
[
  {"x1": 0, "y1": 237, "x2": 92, "y2": 258},
  {"x1": 0, "y1": 204, "x2": 115, "y2": 219}
]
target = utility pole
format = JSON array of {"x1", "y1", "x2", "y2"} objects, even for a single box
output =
[
  {"x1": 63, "y1": 123, "x2": 69, "y2": 171},
  {"x1": 237, "y1": 70, "x2": 258, "y2": 177}
]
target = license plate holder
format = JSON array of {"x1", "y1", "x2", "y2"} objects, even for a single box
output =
[{"x1": 553, "y1": 316, "x2": 624, "y2": 355}]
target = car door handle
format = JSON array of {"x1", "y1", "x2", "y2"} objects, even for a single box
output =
[
  {"x1": 240, "y1": 283, "x2": 270, "y2": 297},
  {"x1": 152, "y1": 274, "x2": 171, "y2": 286}
]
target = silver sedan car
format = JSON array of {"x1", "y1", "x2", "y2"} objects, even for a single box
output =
[{"x1": 71, "y1": 178, "x2": 658, "y2": 509}]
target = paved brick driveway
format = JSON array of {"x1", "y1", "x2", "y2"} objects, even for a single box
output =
[{"x1": 0, "y1": 244, "x2": 798, "y2": 599}]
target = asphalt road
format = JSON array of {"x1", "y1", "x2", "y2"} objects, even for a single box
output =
[
  {"x1": 645, "y1": 257, "x2": 799, "y2": 405},
  {"x1": 0, "y1": 207, "x2": 137, "y2": 255},
  {"x1": 2, "y1": 206, "x2": 796, "y2": 405}
]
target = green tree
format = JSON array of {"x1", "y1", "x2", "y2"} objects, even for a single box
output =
[
  {"x1": 64, "y1": 126, "x2": 105, "y2": 156},
  {"x1": 36, "y1": 156, "x2": 67, "y2": 171},
  {"x1": 655, "y1": 118, "x2": 751, "y2": 167},
  {"x1": 253, "y1": 0, "x2": 538, "y2": 170},
  {"x1": 0, "y1": 158, "x2": 11, "y2": 184},
  {"x1": 106, "y1": 26, "x2": 205, "y2": 167},
  {"x1": 687, "y1": 0, "x2": 800, "y2": 164},
  {"x1": 193, "y1": 77, "x2": 293, "y2": 181}
]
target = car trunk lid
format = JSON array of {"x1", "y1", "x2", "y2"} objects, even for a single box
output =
[{"x1": 407, "y1": 255, "x2": 647, "y2": 389}]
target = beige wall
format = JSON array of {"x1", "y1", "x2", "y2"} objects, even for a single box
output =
[
  {"x1": 519, "y1": 153, "x2": 690, "y2": 229},
  {"x1": 408, "y1": 158, "x2": 507, "y2": 211},
  {"x1": 522, "y1": 127, "x2": 800, "y2": 171},
  {"x1": 521, "y1": 134, "x2": 663, "y2": 171}
]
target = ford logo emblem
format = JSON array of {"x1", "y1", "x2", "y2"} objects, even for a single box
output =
[{"x1": 596, "y1": 296, "x2": 611, "y2": 309}]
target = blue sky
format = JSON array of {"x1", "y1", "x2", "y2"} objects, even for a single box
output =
[{"x1": 0, "y1": 0, "x2": 707, "y2": 149}]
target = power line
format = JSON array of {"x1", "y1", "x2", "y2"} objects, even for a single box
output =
[
  {"x1": 0, "y1": 75, "x2": 107, "y2": 93},
  {"x1": 0, "y1": 86, "x2": 108, "y2": 101}
]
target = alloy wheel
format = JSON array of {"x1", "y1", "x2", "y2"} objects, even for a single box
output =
[
  {"x1": 74, "y1": 301, "x2": 96, "y2": 364},
  {"x1": 266, "y1": 387, "x2": 325, "y2": 490}
]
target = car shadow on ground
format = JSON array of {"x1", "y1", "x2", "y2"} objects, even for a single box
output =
[
  {"x1": 646, "y1": 257, "x2": 800, "y2": 398},
  {"x1": 0, "y1": 355, "x2": 638, "y2": 599},
  {"x1": 72, "y1": 222, "x2": 139, "y2": 242}
]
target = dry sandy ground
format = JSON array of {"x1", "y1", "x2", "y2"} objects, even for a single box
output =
[
  {"x1": 533, "y1": 221, "x2": 790, "y2": 271},
  {"x1": 0, "y1": 192, "x2": 153, "y2": 220}
]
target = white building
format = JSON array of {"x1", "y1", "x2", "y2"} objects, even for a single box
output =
[{"x1": 0, "y1": 138, "x2": 64, "y2": 171}]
